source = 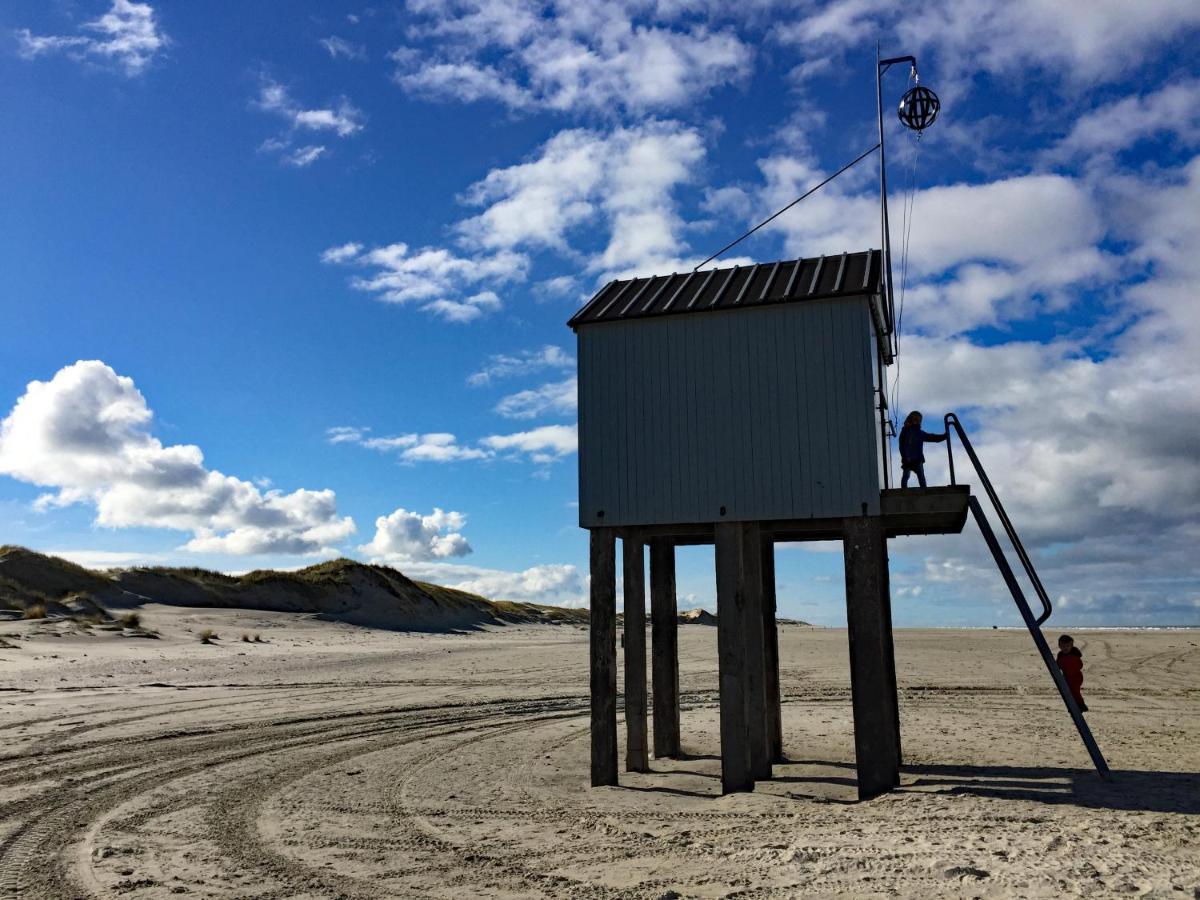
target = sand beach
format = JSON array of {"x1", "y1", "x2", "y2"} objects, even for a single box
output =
[{"x1": 0, "y1": 610, "x2": 1196, "y2": 898}]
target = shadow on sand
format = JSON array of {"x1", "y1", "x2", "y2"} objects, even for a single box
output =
[
  {"x1": 636, "y1": 758, "x2": 1200, "y2": 812},
  {"x1": 900, "y1": 762, "x2": 1200, "y2": 814}
]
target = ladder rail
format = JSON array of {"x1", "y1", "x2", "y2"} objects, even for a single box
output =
[
  {"x1": 944, "y1": 413, "x2": 1053, "y2": 625},
  {"x1": 968, "y1": 497, "x2": 1111, "y2": 777}
]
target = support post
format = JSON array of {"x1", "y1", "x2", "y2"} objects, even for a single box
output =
[
  {"x1": 879, "y1": 532, "x2": 902, "y2": 777},
  {"x1": 715, "y1": 522, "x2": 752, "y2": 793},
  {"x1": 590, "y1": 528, "x2": 618, "y2": 787},
  {"x1": 742, "y1": 523, "x2": 771, "y2": 781},
  {"x1": 761, "y1": 537, "x2": 783, "y2": 762},
  {"x1": 842, "y1": 516, "x2": 900, "y2": 800},
  {"x1": 623, "y1": 533, "x2": 649, "y2": 772},
  {"x1": 650, "y1": 540, "x2": 681, "y2": 758}
]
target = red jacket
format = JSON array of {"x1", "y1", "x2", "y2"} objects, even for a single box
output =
[{"x1": 1057, "y1": 648, "x2": 1083, "y2": 687}]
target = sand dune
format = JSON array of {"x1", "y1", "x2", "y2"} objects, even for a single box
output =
[{"x1": 0, "y1": 604, "x2": 1196, "y2": 898}]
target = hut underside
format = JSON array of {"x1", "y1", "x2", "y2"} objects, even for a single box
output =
[{"x1": 588, "y1": 485, "x2": 970, "y2": 801}]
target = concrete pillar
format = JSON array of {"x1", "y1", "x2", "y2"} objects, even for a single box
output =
[
  {"x1": 590, "y1": 527, "x2": 618, "y2": 787},
  {"x1": 842, "y1": 516, "x2": 900, "y2": 800},
  {"x1": 761, "y1": 537, "x2": 783, "y2": 762},
  {"x1": 742, "y1": 523, "x2": 772, "y2": 781},
  {"x1": 623, "y1": 534, "x2": 649, "y2": 772},
  {"x1": 649, "y1": 540, "x2": 681, "y2": 758},
  {"x1": 715, "y1": 521, "x2": 752, "y2": 794}
]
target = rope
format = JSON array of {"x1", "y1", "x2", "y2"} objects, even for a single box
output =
[{"x1": 692, "y1": 142, "x2": 881, "y2": 271}]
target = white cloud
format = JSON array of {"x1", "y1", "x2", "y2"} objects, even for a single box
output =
[
  {"x1": 457, "y1": 122, "x2": 707, "y2": 278},
  {"x1": 755, "y1": 163, "x2": 1111, "y2": 335},
  {"x1": 399, "y1": 433, "x2": 492, "y2": 463},
  {"x1": 322, "y1": 241, "x2": 527, "y2": 322},
  {"x1": 481, "y1": 424, "x2": 577, "y2": 463},
  {"x1": 321, "y1": 242, "x2": 364, "y2": 264},
  {"x1": 495, "y1": 376, "x2": 577, "y2": 419},
  {"x1": 882, "y1": 160, "x2": 1200, "y2": 621},
  {"x1": 0, "y1": 361, "x2": 356, "y2": 556},
  {"x1": 777, "y1": 0, "x2": 1200, "y2": 87},
  {"x1": 257, "y1": 78, "x2": 364, "y2": 137},
  {"x1": 392, "y1": 0, "x2": 751, "y2": 115},
  {"x1": 327, "y1": 427, "x2": 491, "y2": 463},
  {"x1": 45, "y1": 548, "x2": 166, "y2": 569},
  {"x1": 254, "y1": 77, "x2": 364, "y2": 168},
  {"x1": 283, "y1": 145, "x2": 328, "y2": 168},
  {"x1": 320, "y1": 35, "x2": 367, "y2": 61},
  {"x1": 15, "y1": 0, "x2": 169, "y2": 76},
  {"x1": 326, "y1": 425, "x2": 367, "y2": 444},
  {"x1": 359, "y1": 507, "x2": 472, "y2": 563},
  {"x1": 1047, "y1": 78, "x2": 1200, "y2": 163},
  {"x1": 405, "y1": 559, "x2": 587, "y2": 607},
  {"x1": 467, "y1": 345, "x2": 573, "y2": 386}
]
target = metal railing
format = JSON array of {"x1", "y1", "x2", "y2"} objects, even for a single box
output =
[
  {"x1": 943, "y1": 412, "x2": 1110, "y2": 778},
  {"x1": 944, "y1": 412, "x2": 1052, "y2": 625}
]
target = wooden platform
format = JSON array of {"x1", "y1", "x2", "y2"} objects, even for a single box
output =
[
  {"x1": 626, "y1": 485, "x2": 971, "y2": 545},
  {"x1": 879, "y1": 485, "x2": 970, "y2": 537}
]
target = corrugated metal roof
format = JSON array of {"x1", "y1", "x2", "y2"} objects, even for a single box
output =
[{"x1": 568, "y1": 249, "x2": 881, "y2": 329}]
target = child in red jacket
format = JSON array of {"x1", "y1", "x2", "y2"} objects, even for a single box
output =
[{"x1": 1056, "y1": 634, "x2": 1088, "y2": 712}]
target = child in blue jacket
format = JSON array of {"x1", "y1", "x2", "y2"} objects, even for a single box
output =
[{"x1": 899, "y1": 410, "x2": 947, "y2": 488}]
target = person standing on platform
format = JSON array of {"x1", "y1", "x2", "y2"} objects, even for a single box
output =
[{"x1": 899, "y1": 410, "x2": 947, "y2": 488}]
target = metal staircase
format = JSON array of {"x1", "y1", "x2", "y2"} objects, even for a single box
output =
[{"x1": 944, "y1": 413, "x2": 1111, "y2": 779}]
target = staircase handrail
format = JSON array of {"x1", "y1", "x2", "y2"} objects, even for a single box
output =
[{"x1": 943, "y1": 412, "x2": 1053, "y2": 625}]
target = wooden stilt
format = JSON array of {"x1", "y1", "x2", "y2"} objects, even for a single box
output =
[
  {"x1": 742, "y1": 523, "x2": 771, "y2": 781},
  {"x1": 879, "y1": 534, "x2": 902, "y2": 783},
  {"x1": 715, "y1": 522, "x2": 752, "y2": 794},
  {"x1": 623, "y1": 533, "x2": 649, "y2": 772},
  {"x1": 590, "y1": 528, "x2": 618, "y2": 787},
  {"x1": 650, "y1": 540, "x2": 681, "y2": 758},
  {"x1": 761, "y1": 537, "x2": 783, "y2": 763},
  {"x1": 842, "y1": 516, "x2": 900, "y2": 800}
]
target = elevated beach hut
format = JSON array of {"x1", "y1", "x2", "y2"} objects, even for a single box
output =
[{"x1": 569, "y1": 250, "x2": 973, "y2": 798}]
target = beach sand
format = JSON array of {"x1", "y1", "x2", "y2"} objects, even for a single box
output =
[{"x1": 0, "y1": 608, "x2": 1196, "y2": 898}]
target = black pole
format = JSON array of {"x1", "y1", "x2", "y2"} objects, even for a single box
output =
[{"x1": 875, "y1": 45, "x2": 893, "y2": 340}]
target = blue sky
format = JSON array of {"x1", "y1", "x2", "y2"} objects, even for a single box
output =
[{"x1": 1, "y1": 0, "x2": 1198, "y2": 626}]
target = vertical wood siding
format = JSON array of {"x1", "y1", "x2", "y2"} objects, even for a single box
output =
[{"x1": 577, "y1": 297, "x2": 880, "y2": 527}]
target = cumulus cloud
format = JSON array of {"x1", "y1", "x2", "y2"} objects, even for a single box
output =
[
  {"x1": 323, "y1": 121, "x2": 705, "y2": 322},
  {"x1": 0, "y1": 361, "x2": 356, "y2": 555},
  {"x1": 456, "y1": 122, "x2": 707, "y2": 278},
  {"x1": 404, "y1": 560, "x2": 587, "y2": 607},
  {"x1": 320, "y1": 241, "x2": 527, "y2": 322},
  {"x1": 879, "y1": 157, "x2": 1200, "y2": 624},
  {"x1": 359, "y1": 507, "x2": 472, "y2": 563},
  {"x1": 467, "y1": 345, "x2": 573, "y2": 386},
  {"x1": 392, "y1": 0, "x2": 751, "y2": 115},
  {"x1": 494, "y1": 376, "x2": 577, "y2": 419},
  {"x1": 15, "y1": 0, "x2": 169, "y2": 76},
  {"x1": 754, "y1": 163, "x2": 1111, "y2": 335}
]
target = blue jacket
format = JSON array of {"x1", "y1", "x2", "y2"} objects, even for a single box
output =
[{"x1": 899, "y1": 424, "x2": 946, "y2": 466}]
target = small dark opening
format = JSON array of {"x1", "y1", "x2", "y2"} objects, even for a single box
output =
[{"x1": 719, "y1": 505, "x2": 727, "y2": 516}]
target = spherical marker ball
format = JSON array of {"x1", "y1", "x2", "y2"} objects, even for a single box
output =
[{"x1": 898, "y1": 85, "x2": 940, "y2": 131}]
